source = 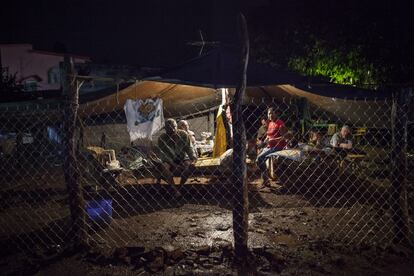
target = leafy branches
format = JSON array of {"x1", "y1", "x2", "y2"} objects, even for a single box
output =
[{"x1": 288, "y1": 40, "x2": 385, "y2": 87}]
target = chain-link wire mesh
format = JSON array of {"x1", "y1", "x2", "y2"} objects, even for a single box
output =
[{"x1": 1, "y1": 90, "x2": 413, "y2": 262}]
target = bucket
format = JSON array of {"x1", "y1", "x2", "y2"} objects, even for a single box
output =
[{"x1": 86, "y1": 198, "x2": 113, "y2": 227}]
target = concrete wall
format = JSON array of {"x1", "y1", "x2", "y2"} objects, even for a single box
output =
[
  {"x1": 0, "y1": 44, "x2": 89, "y2": 91},
  {"x1": 82, "y1": 123, "x2": 130, "y2": 152},
  {"x1": 185, "y1": 113, "x2": 215, "y2": 140}
]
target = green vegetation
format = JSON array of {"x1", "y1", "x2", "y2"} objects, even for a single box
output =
[{"x1": 288, "y1": 41, "x2": 383, "y2": 87}]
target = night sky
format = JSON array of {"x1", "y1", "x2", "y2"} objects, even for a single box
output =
[
  {"x1": 1, "y1": 0, "x2": 413, "y2": 70},
  {"x1": 1, "y1": 0, "x2": 242, "y2": 66}
]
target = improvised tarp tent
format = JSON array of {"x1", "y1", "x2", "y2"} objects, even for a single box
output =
[
  {"x1": 149, "y1": 45, "x2": 390, "y2": 127},
  {"x1": 78, "y1": 45, "x2": 305, "y2": 117},
  {"x1": 79, "y1": 47, "x2": 390, "y2": 128},
  {"x1": 148, "y1": 45, "x2": 304, "y2": 88},
  {"x1": 79, "y1": 81, "x2": 220, "y2": 118},
  {"x1": 245, "y1": 84, "x2": 391, "y2": 129}
]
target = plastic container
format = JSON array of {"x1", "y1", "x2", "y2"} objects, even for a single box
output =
[{"x1": 86, "y1": 198, "x2": 112, "y2": 227}]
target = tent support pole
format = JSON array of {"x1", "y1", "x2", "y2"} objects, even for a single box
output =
[{"x1": 232, "y1": 13, "x2": 249, "y2": 265}]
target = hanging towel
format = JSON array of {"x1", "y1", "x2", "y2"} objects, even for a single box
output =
[
  {"x1": 213, "y1": 105, "x2": 227, "y2": 157},
  {"x1": 124, "y1": 98, "x2": 164, "y2": 141}
]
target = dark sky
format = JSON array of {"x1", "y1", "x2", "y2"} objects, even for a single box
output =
[
  {"x1": 1, "y1": 0, "x2": 244, "y2": 66},
  {"x1": 2, "y1": 0, "x2": 413, "y2": 70}
]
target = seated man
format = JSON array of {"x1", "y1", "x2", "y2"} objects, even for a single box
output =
[
  {"x1": 330, "y1": 125, "x2": 353, "y2": 149},
  {"x1": 256, "y1": 107, "x2": 287, "y2": 188},
  {"x1": 158, "y1": 118, "x2": 197, "y2": 196},
  {"x1": 178, "y1": 119, "x2": 196, "y2": 146}
]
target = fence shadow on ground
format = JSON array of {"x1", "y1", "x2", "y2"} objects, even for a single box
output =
[
  {"x1": 0, "y1": 217, "x2": 71, "y2": 257},
  {"x1": 0, "y1": 178, "x2": 272, "y2": 256},
  {"x1": 0, "y1": 188, "x2": 67, "y2": 209},
  {"x1": 0, "y1": 163, "x2": 393, "y2": 257},
  {"x1": 107, "y1": 180, "x2": 272, "y2": 219},
  {"x1": 276, "y1": 169, "x2": 390, "y2": 209}
]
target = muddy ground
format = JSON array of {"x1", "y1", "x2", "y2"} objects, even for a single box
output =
[
  {"x1": 1, "y1": 189, "x2": 413, "y2": 275},
  {"x1": 1, "y1": 159, "x2": 413, "y2": 275}
]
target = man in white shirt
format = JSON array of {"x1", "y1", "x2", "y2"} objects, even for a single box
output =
[{"x1": 330, "y1": 125, "x2": 353, "y2": 149}]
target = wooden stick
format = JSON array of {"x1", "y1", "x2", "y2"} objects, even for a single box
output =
[
  {"x1": 232, "y1": 13, "x2": 249, "y2": 264},
  {"x1": 62, "y1": 56, "x2": 87, "y2": 247},
  {"x1": 390, "y1": 87, "x2": 412, "y2": 244}
]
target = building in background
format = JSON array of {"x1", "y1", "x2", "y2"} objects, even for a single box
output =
[{"x1": 0, "y1": 44, "x2": 90, "y2": 92}]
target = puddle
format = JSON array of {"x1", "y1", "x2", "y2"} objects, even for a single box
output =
[{"x1": 271, "y1": 234, "x2": 300, "y2": 247}]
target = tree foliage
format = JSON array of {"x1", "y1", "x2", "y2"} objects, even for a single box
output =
[
  {"x1": 246, "y1": 1, "x2": 414, "y2": 88},
  {"x1": 288, "y1": 41, "x2": 384, "y2": 87},
  {"x1": 0, "y1": 67, "x2": 23, "y2": 93}
]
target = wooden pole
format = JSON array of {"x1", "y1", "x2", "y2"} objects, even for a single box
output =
[
  {"x1": 390, "y1": 87, "x2": 412, "y2": 244},
  {"x1": 232, "y1": 13, "x2": 249, "y2": 264},
  {"x1": 0, "y1": 47, "x2": 2, "y2": 73},
  {"x1": 62, "y1": 55, "x2": 86, "y2": 247}
]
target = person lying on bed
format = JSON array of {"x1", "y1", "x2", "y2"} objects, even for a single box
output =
[{"x1": 158, "y1": 118, "x2": 197, "y2": 197}]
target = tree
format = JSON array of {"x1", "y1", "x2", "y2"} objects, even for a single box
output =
[
  {"x1": 0, "y1": 67, "x2": 23, "y2": 93},
  {"x1": 288, "y1": 40, "x2": 385, "y2": 87},
  {"x1": 246, "y1": 0, "x2": 414, "y2": 88}
]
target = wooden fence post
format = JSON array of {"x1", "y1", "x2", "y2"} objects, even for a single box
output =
[
  {"x1": 62, "y1": 55, "x2": 86, "y2": 248},
  {"x1": 232, "y1": 13, "x2": 249, "y2": 264},
  {"x1": 390, "y1": 87, "x2": 412, "y2": 244}
]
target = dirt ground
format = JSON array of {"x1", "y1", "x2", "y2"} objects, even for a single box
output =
[
  {"x1": 1, "y1": 159, "x2": 413, "y2": 275},
  {"x1": 1, "y1": 189, "x2": 413, "y2": 275}
]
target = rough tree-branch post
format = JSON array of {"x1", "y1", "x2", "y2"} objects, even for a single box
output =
[
  {"x1": 62, "y1": 56, "x2": 86, "y2": 247},
  {"x1": 232, "y1": 13, "x2": 249, "y2": 264},
  {"x1": 390, "y1": 87, "x2": 412, "y2": 244}
]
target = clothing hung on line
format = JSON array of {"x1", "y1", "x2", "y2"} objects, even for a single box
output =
[
  {"x1": 213, "y1": 104, "x2": 232, "y2": 158},
  {"x1": 124, "y1": 98, "x2": 164, "y2": 141}
]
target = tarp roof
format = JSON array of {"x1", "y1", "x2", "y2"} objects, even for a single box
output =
[
  {"x1": 246, "y1": 85, "x2": 391, "y2": 128},
  {"x1": 147, "y1": 45, "x2": 389, "y2": 100},
  {"x1": 77, "y1": 46, "x2": 392, "y2": 126},
  {"x1": 79, "y1": 81, "x2": 219, "y2": 118},
  {"x1": 147, "y1": 45, "x2": 305, "y2": 88},
  {"x1": 78, "y1": 81, "x2": 392, "y2": 128}
]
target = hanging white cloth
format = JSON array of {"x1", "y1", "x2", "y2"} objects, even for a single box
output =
[{"x1": 124, "y1": 98, "x2": 164, "y2": 141}]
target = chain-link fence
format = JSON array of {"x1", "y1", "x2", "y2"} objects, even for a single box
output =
[{"x1": 1, "y1": 89, "x2": 413, "y2": 266}]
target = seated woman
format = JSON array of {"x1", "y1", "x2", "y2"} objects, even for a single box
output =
[{"x1": 309, "y1": 130, "x2": 330, "y2": 149}]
